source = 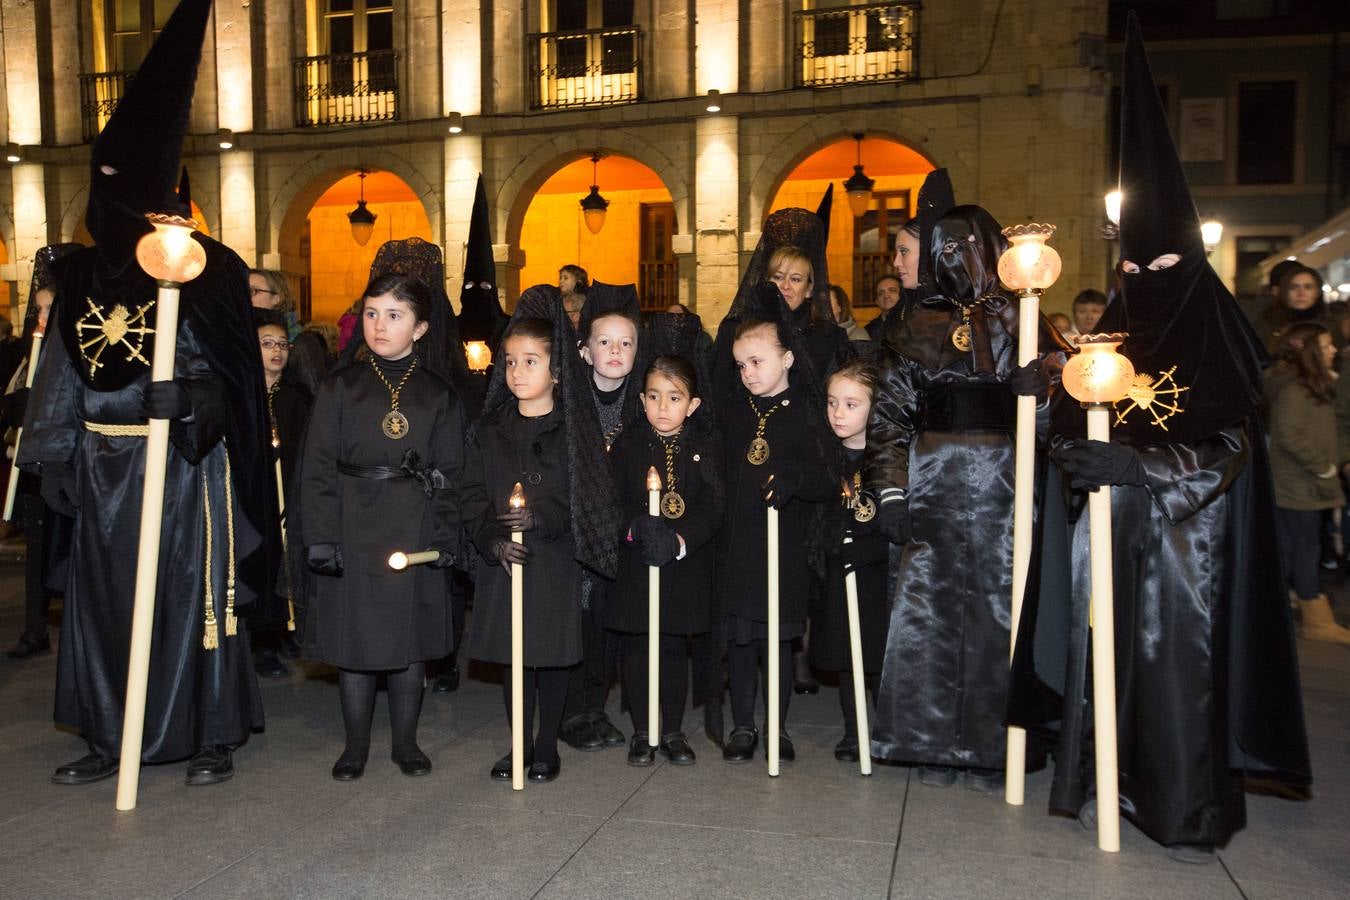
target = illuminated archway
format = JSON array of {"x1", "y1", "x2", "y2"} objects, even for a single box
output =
[
  {"x1": 517, "y1": 154, "x2": 676, "y2": 310},
  {"x1": 767, "y1": 135, "x2": 933, "y2": 318}
]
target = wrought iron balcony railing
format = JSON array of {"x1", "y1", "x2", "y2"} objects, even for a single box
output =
[
  {"x1": 293, "y1": 49, "x2": 399, "y2": 127},
  {"x1": 794, "y1": 2, "x2": 920, "y2": 88},
  {"x1": 79, "y1": 70, "x2": 135, "y2": 142},
  {"x1": 528, "y1": 25, "x2": 642, "y2": 110}
]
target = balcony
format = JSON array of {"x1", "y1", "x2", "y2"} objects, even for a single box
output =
[
  {"x1": 293, "y1": 50, "x2": 399, "y2": 127},
  {"x1": 79, "y1": 70, "x2": 135, "y2": 142},
  {"x1": 528, "y1": 25, "x2": 642, "y2": 110},
  {"x1": 794, "y1": 2, "x2": 920, "y2": 88}
]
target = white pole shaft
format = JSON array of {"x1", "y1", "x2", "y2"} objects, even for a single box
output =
[
  {"x1": 842, "y1": 534, "x2": 871, "y2": 776},
  {"x1": 647, "y1": 487, "x2": 660, "y2": 747},
  {"x1": 394, "y1": 549, "x2": 441, "y2": 567},
  {"x1": 511, "y1": 532, "x2": 525, "y2": 791},
  {"x1": 1086, "y1": 405, "x2": 1121, "y2": 853},
  {"x1": 116, "y1": 283, "x2": 182, "y2": 811},
  {"x1": 3, "y1": 331, "x2": 44, "y2": 522},
  {"x1": 1005, "y1": 290, "x2": 1039, "y2": 806},
  {"x1": 767, "y1": 505, "x2": 780, "y2": 777}
]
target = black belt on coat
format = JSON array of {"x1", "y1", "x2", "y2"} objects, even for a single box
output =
[
  {"x1": 337, "y1": 449, "x2": 446, "y2": 497},
  {"x1": 919, "y1": 382, "x2": 1015, "y2": 433}
]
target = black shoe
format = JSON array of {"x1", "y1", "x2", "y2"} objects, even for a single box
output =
[
  {"x1": 560, "y1": 716, "x2": 604, "y2": 751},
  {"x1": 793, "y1": 679, "x2": 820, "y2": 695},
  {"x1": 252, "y1": 648, "x2": 289, "y2": 679},
  {"x1": 6, "y1": 633, "x2": 51, "y2": 660},
  {"x1": 722, "y1": 727, "x2": 758, "y2": 763},
  {"x1": 185, "y1": 745, "x2": 234, "y2": 786},
  {"x1": 917, "y1": 765, "x2": 958, "y2": 787},
  {"x1": 332, "y1": 748, "x2": 368, "y2": 781},
  {"x1": 51, "y1": 752, "x2": 118, "y2": 785},
  {"x1": 1166, "y1": 844, "x2": 1217, "y2": 865},
  {"x1": 527, "y1": 759, "x2": 561, "y2": 783},
  {"x1": 490, "y1": 751, "x2": 532, "y2": 781},
  {"x1": 627, "y1": 734, "x2": 656, "y2": 767},
  {"x1": 963, "y1": 767, "x2": 1004, "y2": 793},
  {"x1": 765, "y1": 731, "x2": 795, "y2": 763},
  {"x1": 834, "y1": 737, "x2": 860, "y2": 762},
  {"x1": 590, "y1": 714, "x2": 625, "y2": 748},
  {"x1": 393, "y1": 748, "x2": 431, "y2": 777},
  {"x1": 660, "y1": 733, "x2": 696, "y2": 766},
  {"x1": 703, "y1": 701, "x2": 725, "y2": 748},
  {"x1": 431, "y1": 667, "x2": 459, "y2": 694},
  {"x1": 1077, "y1": 798, "x2": 1097, "y2": 831},
  {"x1": 279, "y1": 633, "x2": 302, "y2": 659}
]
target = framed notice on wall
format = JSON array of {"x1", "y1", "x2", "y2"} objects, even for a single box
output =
[{"x1": 1180, "y1": 98, "x2": 1225, "y2": 162}]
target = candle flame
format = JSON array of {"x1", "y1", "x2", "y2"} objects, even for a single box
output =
[
  {"x1": 841, "y1": 478, "x2": 854, "y2": 501},
  {"x1": 509, "y1": 481, "x2": 525, "y2": 509},
  {"x1": 646, "y1": 466, "x2": 661, "y2": 491},
  {"x1": 33, "y1": 318, "x2": 46, "y2": 338},
  {"x1": 388, "y1": 551, "x2": 409, "y2": 571},
  {"x1": 270, "y1": 426, "x2": 280, "y2": 450}
]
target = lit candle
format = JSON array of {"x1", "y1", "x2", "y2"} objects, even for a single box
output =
[
  {"x1": 766, "y1": 481, "x2": 780, "y2": 778},
  {"x1": 387, "y1": 550, "x2": 441, "y2": 570},
  {"x1": 646, "y1": 466, "x2": 661, "y2": 748},
  {"x1": 509, "y1": 481, "x2": 526, "y2": 791},
  {"x1": 841, "y1": 481, "x2": 872, "y2": 777}
]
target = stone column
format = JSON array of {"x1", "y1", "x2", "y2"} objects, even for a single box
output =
[
  {"x1": 442, "y1": 0, "x2": 483, "y2": 116},
  {"x1": 405, "y1": 0, "x2": 441, "y2": 121},
  {"x1": 694, "y1": 0, "x2": 738, "y2": 96},
  {"x1": 219, "y1": 151, "x2": 258, "y2": 265},
  {"x1": 214, "y1": 0, "x2": 253, "y2": 134},
  {"x1": 49, "y1": 0, "x2": 82, "y2": 146},
  {"x1": 9, "y1": 163, "x2": 48, "y2": 324},
  {"x1": 743, "y1": 0, "x2": 786, "y2": 94},
  {"x1": 693, "y1": 115, "x2": 739, "y2": 324}
]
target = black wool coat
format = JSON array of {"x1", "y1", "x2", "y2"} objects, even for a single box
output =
[
  {"x1": 718, "y1": 381, "x2": 833, "y2": 628},
  {"x1": 463, "y1": 406, "x2": 583, "y2": 667},
  {"x1": 300, "y1": 362, "x2": 463, "y2": 670},
  {"x1": 604, "y1": 423, "x2": 723, "y2": 636}
]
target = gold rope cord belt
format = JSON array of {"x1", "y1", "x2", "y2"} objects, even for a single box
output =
[
  {"x1": 82, "y1": 421, "x2": 150, "y2": 437},
  {"x1": 201, "y1": 454, "x2": 238, "y2": 650}
]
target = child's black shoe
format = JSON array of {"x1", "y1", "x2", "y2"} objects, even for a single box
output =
[
  {"x1": 627, "y1": 734, "x2": 656, "y2": 767},
  {"x1": 722, "y1": 727, "x2": 758, "y2": 762}
]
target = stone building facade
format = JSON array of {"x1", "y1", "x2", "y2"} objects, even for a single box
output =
[{"x1": 0, "y1": 0, "x2": 1110, "y2": 324}]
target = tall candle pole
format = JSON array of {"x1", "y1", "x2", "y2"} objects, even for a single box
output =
[
  {"x1": 646, "y1": 467, "x2": 661, "y2": 748},
  {"x1": 509, "y1": 481, "x2": 526, "y2": 791},
  {"x1": 117, "y1": 214, "x2": 207, "y2": 811},
  {"x1": 3, "y1": 316, "x2": 47, "y2": 521},
  {"x1": 1061, "y1": 334, "x2": 1135, "y2": 854},
  {"x1": 272, "y1": 431, "x2": 296, "y2": 631},
  {"x1": 841, "y1": 482, "x2": 872, "y2": 777},
  {"x1": 766, "y1": 491, "x2": 781, "y2": 778},
  {"x1": 996, "y1": 223, "x2": 1062, "y2": 806}
]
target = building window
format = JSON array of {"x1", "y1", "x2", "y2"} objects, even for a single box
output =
[
  {"x1": 104, "y1": 0, "x2": 173, "y2": 71},
  {"x1": 794, "y1": 2, "x2": 920, "y2": 88},
  {"x1": 1236, "y1": 80, "x2": 1297, "y2": 185},
  {"x1": 295, "y1": 0, "x2": 399, "y2": 126},
  {"x1": 1235, "y1": 235, "x2": 1291, "y2": 295},
  {"x1": 529, "y1": 0, "x2": 641, "y2": 109},
  {"x1": 852, "y1": 190, "x2": 910, "y2": 306}
]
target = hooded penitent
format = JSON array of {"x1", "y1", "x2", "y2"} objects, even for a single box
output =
[{"x1": 458, "y1": 175, "x2": 509, "y2": 349}]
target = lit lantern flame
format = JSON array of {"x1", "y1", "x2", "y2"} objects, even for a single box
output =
[
  {"x1": 135, "y1": 214, "x2": 207, "y2": 284},
  {"x1": 997, "y1": 223, "x2": 1062, "y2": 294},
  {"x1": 1104, "y1": 190, "x2": 1122, "y2": 226},
  {"x1": 1061, "y1": 334, "x2": 1136, "y2": 406},
  {"x1": 510, "y1": 481, "x2": 525, "y2": 510},
  {"x1": 464, "y1": 340, "x2": 492, "y2": 374},
  {"x1": 646, "y1": 466, "x2": 661, "y2": 492}
]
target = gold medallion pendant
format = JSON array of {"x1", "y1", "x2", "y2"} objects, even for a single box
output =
[
  {"x1": 662, "y1": 491, "x2": 686, "y2": 520},
  {"x1": 853, "y1": 495, "x2": 877, "y2": 523},
  {"x1": 951, "y1": 323, "x2": 972, "y2": 352},
  {"x1": 382, "y1": 410, "x2": 410, "y2": 440},
  {"x1": 747, "y1": 437, "x2": 770, "y2": 465}
]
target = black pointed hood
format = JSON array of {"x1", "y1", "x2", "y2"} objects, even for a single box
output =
[
  {"x1": 815, "y1": 183, "x2": 834, "y2": 233},
  {"x1": 1052, "y1": 13, "x2": 1267, "y2": 446},
  {"x1": 86, "y1": 0, "x2": 212, "y2": 280},
  {"x1": 914, "y1": 168, "x2": 956, "y2": 298},
  {"x1": 458, "y1": 174, "x2": 508, "y2": 344}
]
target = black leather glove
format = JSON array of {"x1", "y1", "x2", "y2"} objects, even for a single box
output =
[
  {"x1": 877, "y1": 501, "x2": 910, "y2": 545},
  {"x1": 2, "y1": 387, "x2": 29, "y2": 427},
  {"x1": 428, "y1": 549, "x2": 456, "y2": 569},
  {"x1": 633, "y1": 514, "x2": 680, "y2": 567},
  {"x1": 1053, "y1": 440, "x2": 1146, "y2": 492},
  {"x1": 761, "y1": 465, "x2": 804, "y2": 510},
  {"x1": 40, "y1": 462, "x2": 79, "y2": 518},
  {"x1": 1008, "y1": 359, "x2": 1048, "y2": 401},
  {"x1": 497, "y1": 506, "x2": 536, "y2": 533},
  {"x1": 840, "y1": 538, "x2": 869, "y2": 575},
  {"x1": 306, "y1": 543, "x2": 344, "y2": 577},
  {"x1": 140, "y1": 380, "x2": 192, "y2": 420},
  {"x1": 487, "y1": 536, "x2": 530, "y2": 573}
]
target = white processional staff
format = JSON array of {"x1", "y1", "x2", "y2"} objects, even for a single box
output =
[
  {"x1": 509, "y1": 481, "x2": 526, "y2": 791},
  {"x1": 765, "y1": 475, "x2": 781, "y2": 778},
  {"x1": 841, "y1": 480, "x2": 872, "y2": 778},
  {"x1": 646, "y1": 466, "x2": 661, "y2": 749},
  {"x1": 3, "y1": 312, "x2": 49, "y2": 522}
]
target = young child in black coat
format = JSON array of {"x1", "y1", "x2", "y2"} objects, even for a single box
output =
[{"x1": 606, "y1": 354, "x2": 723, "y2": 766}]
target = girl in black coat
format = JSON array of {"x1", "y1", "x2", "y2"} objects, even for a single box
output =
[
  {"x1": 810, "y1": 357, "x2": 889, "y2": 762},
  {"x1": 301, "y1": 274, "x2": 463, "y2": 781},
  {"x1": 606, "y1": 354, "x2": 723, "y2": 766},
  {"x1": 719, "y1": 318, "x2": 834, "y2": 763}
]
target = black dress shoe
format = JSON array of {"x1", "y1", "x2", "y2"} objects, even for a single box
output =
[
  {"x1": 527, "y1": 759, "x2": 561, "y2": 783},
  {"x1": 252, "y1": 648, "x2": 289, "y2": 679},
  {"x1": 332, "y1": 749, "x2": 368, "y2": 781},
  {"x1": 793, "y1": 679, "x2": 820, "y2": 695},
  {"x1": 627, "y1": 734, "x2": 656, "y2": 767},
  {"x1": 6, "y1": 633, "x2": 51, "y2": 660},
  {"x1": 590, "y1": 714, "x2": 625, "y2": 748},
  {"x1": 490, "y1": 751, "x2": 533, "y2": 781},
  {"x1": 659, "y1": 733, "x2": 696, "y2": 766},
  {"x1": 393, "y1": 749, "x2": 432, "y2": 776},
  {"x1": 185, "y1": 745, "x2": 234, "y2": 786},
  {"x1": 51, "y1": 752, "x2": 118, "y2": 785},
  {"x1": 917, "y1": 765, "x2": 958, "y2": 787},
  {"x1": 962, "y1": 766, "x2": 1004, "y2": 793},
  {"x1": 559, "y1": 716, "x2": 603, "y2": 751},
  {"x1": 431, "y1": 667, "x2": 459, "y2": 694},
  {"x1": 722, "y1": 727, "x2": 758, "y2": 763},
  {"x1": 834, "y1": 737, "x2": 860, "y2": 762},
  {"x1": 765, "y1": 732, "x2": 796, "y2": 763}
]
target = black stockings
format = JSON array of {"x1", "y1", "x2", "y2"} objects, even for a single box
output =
[
  {"x1": 621, "y1": 632, "x2": 688, "y2": 737},
  {"x1": 727, "y1": 639, "x2": 791, "y2": 731},
  {"x1": 337, "y1": 662, "x2": 426, "y2": 764},
  {"x1": 502, "y1": 666, "x2": 570, "y2": 765}
]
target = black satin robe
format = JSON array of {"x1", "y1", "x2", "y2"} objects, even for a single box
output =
[
  {"x1": 18, "y1": 318, "x2": 263, "y2": 762},
  {"x1": 1009, "y1": 423, "x2": 1311, "y2": 848}
]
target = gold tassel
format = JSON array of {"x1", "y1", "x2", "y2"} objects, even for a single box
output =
[
  {"x1": 225, "y1": 589, "x2": 238, "y2": 636},
  {"x1": 201, "y1": 468, "x2": 219, "y2": 651},
  {"x1": 287, "y1": 600, "x2": 297, "y2": 632},
  {"x1": 202, "y1": 619, "x2": 219, "y2": 650},
  {"x1": 223, "y1": 453, "x2": 237, "y2": 638}
]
